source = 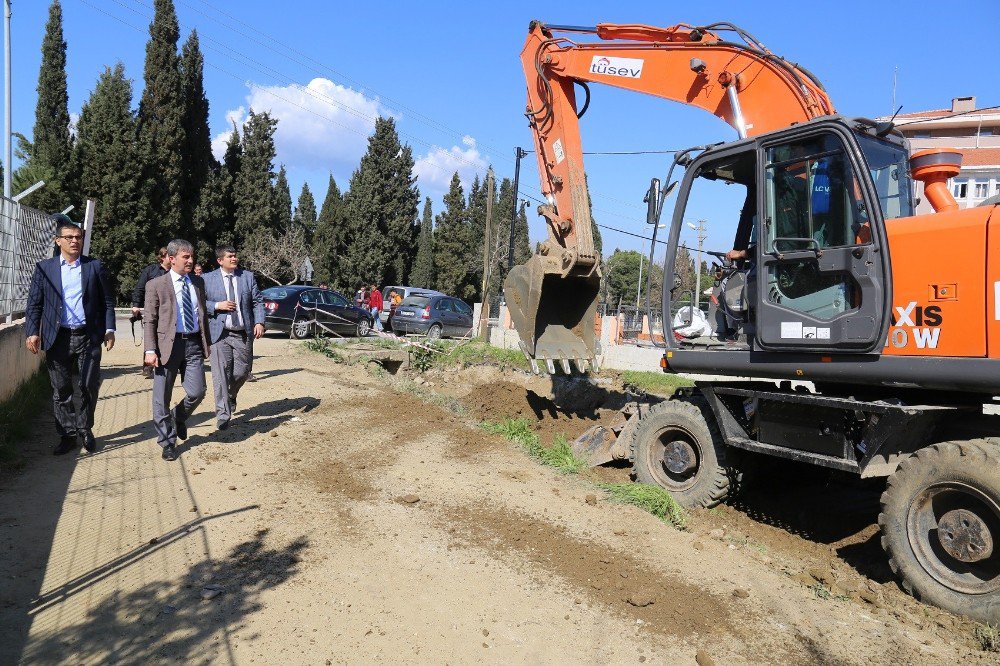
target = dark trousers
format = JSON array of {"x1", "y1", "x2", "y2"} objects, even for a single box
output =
[
  {"x1": 152, "y1": 337, "x2": 207, "y2": 448},
  {"x1": 45, "y1": 328, "x2": 102, "y2": 437}
]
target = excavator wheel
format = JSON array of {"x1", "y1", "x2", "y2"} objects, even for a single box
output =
[
  {"x1": 879, "y1": 439, "x2": 1000, "y2": 623},
  {"x1": 630, "y1": 398, "x2": 731, "y2": 509}
]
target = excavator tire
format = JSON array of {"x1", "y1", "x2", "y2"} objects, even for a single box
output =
[
  {"x1": 630, "y1": 397, "x2": 730, "y2": 509},
  {"x1": 879, "y1": 439, "x2": 1000, "y2": 623}
]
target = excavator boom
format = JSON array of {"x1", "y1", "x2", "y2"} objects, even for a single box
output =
[{"x1": 505, "y1": 20, "x2": 834, "y2": 371}]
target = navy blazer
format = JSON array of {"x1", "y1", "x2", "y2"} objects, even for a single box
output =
[{"x1": 25, "y1": 255, "x2": 117, "y2": 351}]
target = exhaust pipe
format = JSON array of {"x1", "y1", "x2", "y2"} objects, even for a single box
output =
[{"x1": 911, "y1": 148, "x2": 962, "y2": 213}]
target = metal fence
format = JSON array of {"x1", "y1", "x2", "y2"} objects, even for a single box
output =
[{"x1": 0, "y1": 198, "x2": 57, "y2": 322}]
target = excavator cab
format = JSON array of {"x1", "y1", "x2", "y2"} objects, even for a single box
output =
[{"x1": 663, "y1": 118, "x2": 903, "y2": 356}]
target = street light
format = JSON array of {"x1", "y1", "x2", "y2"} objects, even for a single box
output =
[{"x1": 686, "y1": 220, "x2": 707, "y2": 310}]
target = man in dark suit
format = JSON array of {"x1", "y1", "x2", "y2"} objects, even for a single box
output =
[
  {"x1": 203, "y1": 244, "x2": 265, "y2": 430},
  {"x1": 143, "y1": 239, "x2": 210, "y2": 461},
  {"x1": 25, "y1": 216, "x2": 116, "y2": 455},
  {"x1": 131, "y1": 247, "x2": 169, "y2": 378}
]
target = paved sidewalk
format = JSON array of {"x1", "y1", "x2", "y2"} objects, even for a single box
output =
[{"x1": 0, "y1": 328, "x2": 267, "y2": 664}]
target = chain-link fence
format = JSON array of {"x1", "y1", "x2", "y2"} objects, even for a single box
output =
[{"x1": 0, "y1": 198, "x2": 57, "y2": 322}]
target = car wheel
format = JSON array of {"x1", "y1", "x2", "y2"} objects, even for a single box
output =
[
  {"x1": 427, "y1": 324, "x2": 443, "y2": 341},
  {"x1": 290, "y1": 319, "x2": 312, "y2": 339},
  {"x1": 357, "y1": 318, "x2": 371, "y2": 338}
]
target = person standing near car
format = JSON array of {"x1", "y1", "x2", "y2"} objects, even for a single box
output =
[
  {"x1": 203, "y1": 244, "x2": 265, "y2": 431},
  {"x1": 368, "y1": 284, "x2": 383, "y2": 332},
  {"x1": 25, "y1": 216, "x2": 116, "y2": 455},
  {"x1": 144, "y1": 239, "x2": 210, "y2": 461},
  {"x1": 131, "y1": 247, "x2": 170, "y2": 378}
]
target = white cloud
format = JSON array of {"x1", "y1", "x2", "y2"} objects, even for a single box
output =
[
  {"x1": 413, "y1": 136, "x2": 489, "y2": 196},
  {"x1": 211, "y1": 78, "x2": 389, "y2": 172}
]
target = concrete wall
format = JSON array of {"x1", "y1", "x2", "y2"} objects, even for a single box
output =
[{"x1": 0, "y1": 321, "x2": 42, "y2": 403}]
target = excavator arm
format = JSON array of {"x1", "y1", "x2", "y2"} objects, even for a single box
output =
[{"x1": 505, "y1": 20, "x2": 835, "y2": 371}]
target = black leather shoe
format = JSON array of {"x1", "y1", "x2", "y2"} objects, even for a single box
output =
[
  {"x1": 81, "y1": 429, "x2": 97, "y2": 453},
  {"x1": 173, "y1": 407, "x2": 188, "y2": 441},
  {"x1": 162, "y1": 444, "x2": 178, "y2": 461},
  {"x1": 217, "y1": 419, "x2": 229, "y2": 431},
  {"x1": 53, "y1": 435, "x2": 78, "y2": 456}
]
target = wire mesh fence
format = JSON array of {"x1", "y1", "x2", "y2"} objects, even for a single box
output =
[{"x1": 0, "y1": 198, "x2": 57, "y2": 323}]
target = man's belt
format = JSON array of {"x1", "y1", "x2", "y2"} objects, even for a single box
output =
[
  {"x1": 60, "y1": 326, "x2": 87, "y2": 334},
  {"x1": 177, "y1": 331, "x2": 201, "y2": 340}
]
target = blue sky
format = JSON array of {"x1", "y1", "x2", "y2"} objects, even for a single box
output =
[{"x1": 8, "y1": 0, "x2": 1000, "y2": 258}]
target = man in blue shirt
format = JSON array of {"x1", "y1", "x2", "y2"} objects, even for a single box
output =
[{"x1": 25, "y1": 216, "x2": 116, "y2": 455}]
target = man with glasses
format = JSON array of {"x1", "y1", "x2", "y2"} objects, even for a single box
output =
[{"x1": 25, "y1": 215, "x2": 116, "y2": 455}]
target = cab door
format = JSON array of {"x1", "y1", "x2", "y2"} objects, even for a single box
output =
[{"x1": 755, "y1": 129, "x2": 890, "y2": 353}]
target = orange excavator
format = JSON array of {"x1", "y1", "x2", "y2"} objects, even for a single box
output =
[{"x1": 504, "y1": 20, "x2": 999, "y2": 622}]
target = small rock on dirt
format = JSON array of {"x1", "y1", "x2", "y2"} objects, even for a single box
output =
[
  {"x1": 482, "y1": 628, "x2": 489, "y2": 637},
  {"x1": 400, "y1": 494, "x2": 420, "y2": 504},
  {"x1": 585, "y1": 494, "x2": 597, "y2": 506},
  {"x1": 228, "y1": 486, "x2": 237, "y2": 491},
  {"x1": 695, "y1": 649, "x2": 716, "y2": 666},
  {"x1": 733, "y1": 588, "x2": 750, "y2": 599},
  {"x1": 201, "y1": 585, "x2": 224, "y2": 600},
  {"x1": 708, "y1": 528, "x2": 725, "y2": 539},
  {"x1": 693, "y1": 541, "x2": 705, "y2": 551},
  {"x1": 626, "y1": 594, "x2": 654, "y2": 608},
  {"x1": 270, "y1": 431, "x2": 278, "y2": 438}
]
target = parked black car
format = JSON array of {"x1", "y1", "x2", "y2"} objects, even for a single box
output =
[
  {"x1": 262, "y1": 285, "x2": 373, "y2": 339},
  {"x1": 391, "y1": 293, "x2": 473, "y2": 339}
]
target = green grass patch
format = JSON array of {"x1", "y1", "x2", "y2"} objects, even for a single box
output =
[
  {"x1": 445, "y1": 339, "x2": 529, "y2": 371},
  {"x1": 598, "y1": 482, "x2": 688, "y2": 530},
  {"x1": 975, "y1": 624, "x2": 999, "y2": 653},
  {"x1": 0, "y1": 370, "x2": 51, "y2": 470},
  {"x1": 303, "y1": 337, "x2": 346, "y2": 363},
  {"x1": 621, "y1": 370, "x2": 694, "y2": 396},
  {"x1": 480, "y1": 419, "x2": 586, "y2": 474}
]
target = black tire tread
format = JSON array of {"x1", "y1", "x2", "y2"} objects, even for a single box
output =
[
  {"x1": 878, "y1": 438, "x2": 1000, "y2": 622},
  {"x1": 629, "y1": 397, "x2": 731, "y2": 509}
]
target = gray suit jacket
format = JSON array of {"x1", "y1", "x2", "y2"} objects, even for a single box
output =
[
  {"x1": 203, "y1": 268, "x2": 266, "y2": 344},
  {"x1": 143, "y1": 272, "x2": 210, "y2": 361}
]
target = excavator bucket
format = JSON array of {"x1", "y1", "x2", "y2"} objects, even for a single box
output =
[{"x1": 504, "y1": 254, "x2": 601, "y2": 373}]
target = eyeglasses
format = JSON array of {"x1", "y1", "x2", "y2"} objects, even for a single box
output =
[{"x1": 57, "y1": 235, "x2": 83, "y2": 242}]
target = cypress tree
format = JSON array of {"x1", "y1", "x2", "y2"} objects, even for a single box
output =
[
  {"x1": 312, "y1": 175, "x2": 347, "y2": 288},
  {"x1": 19, "y1": 0, "x2": 73, "y2": 213},
  {"x1": 218, "y1": 123, "x2": 242, "y2": 243},
  {"x1": 232, "y1": 110, "x2": 278, "y2": 245},
  {"x1": 192, "y1": 168, "x2": 226, "y2": 259},
  {"x1": 179, "y1": 29, "x2": 215, "y2": 239},
  {"x1": 75, "y1": 64, "x2": 147, "y2": 302},
  {"x1": 433, "y1": 173, "x2": 471, "y2": 297},
  {"x1": 273, "y1": 165, "x2": 293, "y2": 233},
  {"x1": 490, "y1": 177, "x2": 530, "y2": 303},
  {"x1": 342, "y1": 117, "x2": 418, "y2": 287},
  {"x1": 293, "y1": 182, "x2": 318, "y2": 245},
  {"x1": 410, "y1": 197, "x2": 435, "y2": 289},
  {"x1": 136, "y1": 0, "x2": 186, "y2": 239}
]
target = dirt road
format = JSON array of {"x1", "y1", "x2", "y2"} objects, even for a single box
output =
[{"x1": 0, "y1": 336, "x2": 991, "y2": 664}]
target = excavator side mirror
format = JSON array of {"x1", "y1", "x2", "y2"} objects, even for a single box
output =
[{"x1": 644, "y1": 178, "x2": 661, "y2": 224}]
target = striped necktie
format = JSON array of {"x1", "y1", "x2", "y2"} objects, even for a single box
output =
[{"x1": 179, "y1": 276, "x2": 195, "y2": 332}]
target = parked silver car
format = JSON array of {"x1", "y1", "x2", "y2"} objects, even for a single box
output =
[
  {"x1": 380, "y1": 285, "x2": 442, "y2": 329},
  {"x1": 391, "y1": 294, "x2": 474, "y2": 339}
]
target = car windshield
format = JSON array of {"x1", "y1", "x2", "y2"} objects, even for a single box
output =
[
  {"x1": 856, "y1": 133, "x2": 914, "y2": 220},
  {"x1": 401, "y1": 296, "x2": 430, "y2": 308},
  {"x1": 261, "y1": 288, "x2": 288, "y2": 299}
]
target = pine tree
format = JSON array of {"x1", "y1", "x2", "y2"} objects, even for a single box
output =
[
  {"x1": 293, "y1": 182, "x2": 318, "y2": 245},
  {"x1": 18, "y1": 0, "x2": 74, "y2": 213},
  {"x1": 136, "y1": 0, "x2": 186, "y2": 240},
  {"x1": 232, "y1": 110, "x2": 278, "y2": 245},
  {"x1": 312, "y1": 175, "x2": 347, "y2": 288},
  {"x1": 273, "y1": 165, "x2": 293, "y2": 233},
  {"x1": 75, "y1": 64, "x2": 148, "y2": 302},
  {"x1": 410, "y1": 197, "x2": 435, "y2": 289},
  {"x1": 179, "y1": 29, "x2": 215, "y2": 239},
  {"x1": 433, "y1": 173, "x2": 471, "y2": 297},
  {"x1": 342, "y1": 118, "x2": 419, "y2": 286}
]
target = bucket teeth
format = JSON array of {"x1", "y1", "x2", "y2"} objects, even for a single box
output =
[
  {"x1": 560, "y1": 359, "x2": 572, "y2": 375},
  {"x1": 575, "y1": 358, "x2": 589, "y2": 373},
  {"x1": 546, "y1": 359, "x2": 556, "y2": 375},
  {"x1": 529, "y1": 359, "x2": 540, "y2": 375}
]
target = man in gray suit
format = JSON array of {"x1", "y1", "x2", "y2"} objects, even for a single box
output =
[
  {"x1": 203, "y1": 244, "x2": 265, "y2": 430},
  {"x1": 143, "y1": 239, "x2": 210, "y2": 461}
]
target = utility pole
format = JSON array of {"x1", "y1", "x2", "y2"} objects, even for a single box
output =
[
  {"x1": 635, "y1": 253, "x2": 644, "y2": 308},
  {"x1": 687, "y1": 220, "x2": 707, "y2": 310},
  {"x1": 479, "y1": 168, "x2": 494, "y2": 337},
  {"x1": 508, "y1": 147, "x2": 527, "y2": 270},
  {"x1": 4, "y1": 0, "x2": 11, "y2": 199}
]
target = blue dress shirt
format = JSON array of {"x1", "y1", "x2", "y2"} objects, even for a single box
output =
[
  {"x1": 171, "y1": 270, "x2": 201, "y2": 333},
  {"x1": 60, "y1": 258, "x2": 86, "y2": 327}
]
